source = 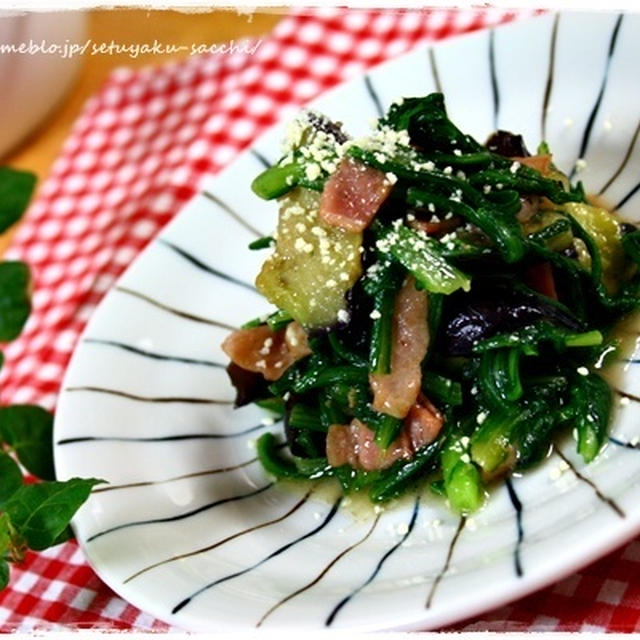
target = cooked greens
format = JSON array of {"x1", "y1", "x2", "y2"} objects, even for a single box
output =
[{"x1": 223, "y1": 93, "x2": 640, "y2": 513}]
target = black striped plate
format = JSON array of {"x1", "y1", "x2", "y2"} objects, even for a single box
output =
[{"x1": 54, "y1": 12, "x2": 640, "y2": 631}]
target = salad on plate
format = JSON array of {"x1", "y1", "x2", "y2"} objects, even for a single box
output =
[{"x1": 222, "y1": 92, "x2": 640, "y2": 513}]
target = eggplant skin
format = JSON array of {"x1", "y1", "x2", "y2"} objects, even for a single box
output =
[
  {"x1": 438, "y1": 284, "x2": 582, "y2": 356},
  {"x1": 226, "y1": 362, "x2": 270, "y2": 407},
  {"x1": 306, "y1": 111, "x2": 349, "y2": 145},
  {"x1": 485, "y1": 130, "x2": 530, "y2": 158}
]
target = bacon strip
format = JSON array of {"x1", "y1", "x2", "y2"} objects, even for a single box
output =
[
  {"x1": 319, "y1": 156, "x2": 393, "y2": 232},
  {"x1": 370, "y1": 276, "x2": 429, "y2": 419},
  {"x1": 326, "y1": 419, "x2": 411, "y2": 471},
  {"x1": 326, "y1": 397, "x2": 444, "y2": 471},
  {"x1": 513, "y1": 154, "x2": 552, "y2": 175},
  {"x1": 523, "y1": 261, "x2": 558, "y2": 300},
  {"x1": 221, "y1": 322, "x2": 310, "y2": 381},
  {"x1": 405, "y1": 394, "x2": 445, "y2": 449}
]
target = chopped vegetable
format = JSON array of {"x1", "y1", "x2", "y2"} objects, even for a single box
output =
[
  {"x1": 375, "y1": 222, "x2": 471, "y2": 295},
  {"x1": 564, "y1": 201, "x2": 627, "y2": 292},
  {"x1": 255, "y1": 188, "x2": 362, "y2": 328},
  {"x1": 223, "y1": 92, "x2": 640, "y2": 509}
]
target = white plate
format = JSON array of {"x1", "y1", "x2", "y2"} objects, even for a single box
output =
[{"x1": 54, "y1": 12, "x2": 640, "y2": 632}]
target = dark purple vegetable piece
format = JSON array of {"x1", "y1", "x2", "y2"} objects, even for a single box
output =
[
  {"x1": 307, "y1": 111, "x2": 349, "y2": 145},
  {"x1": 439, "y1": 284, "x2": 583, "y2": 356},
  {"x1": 485, "y1": 130, "x2": 530, "y2": 158},
  {"x1": 335, "y1": 279, "x2": 374, "y2": 354},
  {"x1": 226, "y1": 362, "x2": 270, "y2": 408}
]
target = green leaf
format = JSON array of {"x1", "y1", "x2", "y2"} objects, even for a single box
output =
[
  {"x1": 2, "y1": 477, "x2": 102, "y2": 551},
  {"x1": 478, "y1": 348, "x2": 523, "y2": 407},
  {"x1": 0, "y1": 261, "x2": 31, "y2": 341},
  {"x1": 0, "y1": 513, "x2": 11, "y2": 556},
  {"x1": 571, "y1": 373, "x2": 612, "y2": 463},
  {"x1": 379, "y1": 93, "x2": 481, "y2": 154},
  {"x1": 0, "y1": 405, "x2": 54, "y2": 480},
  {"x1": 0, "y1": 512, "x2": 24, "y2": 565},
  {"x1": 441, "y1": 436, "x2": 483, "y2": 514},
  {"x1": 0, "y1": 450, "x2": 23, "y2": 504},
  {"x1": 0, "y1": 167, "x2": 36, "y2": 234},
  {"x1": 470, "y1": 408, "x2": 521, "y2": 474},
  {"x1": 251, "y1": 163, "x2": 302, "y2": 200},
  {"x1": 0, "y1": 560, "x2": 8, "y2": 590},
  {"x1": 376, "y1": 223, "x2": 471, "y2": 295},
  {"x1": 256, "y1": 433, "x2": 301, "y2": 479},
  {"x1": 50, "y1": 525, "x2": 74, "y2": 547},
  {"x1": 370, "y1": 436, "x2": 445, "y2": 502}
]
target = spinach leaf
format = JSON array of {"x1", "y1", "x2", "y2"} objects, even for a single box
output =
[
  {"x1": 570, "y1": 372, "x2": 612, "y2": 463},
  {"x1": 380, "y1": 93, "x2": 481, "y2": 154}
]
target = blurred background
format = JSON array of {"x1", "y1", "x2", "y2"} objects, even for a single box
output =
[{"x1": 3, "y1": 9, "x2": 282, "y2": 180}]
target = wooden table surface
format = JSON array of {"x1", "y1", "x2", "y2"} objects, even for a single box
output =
[{"x1": 1, "y1": 8, "x2": 282, "y2": 251}]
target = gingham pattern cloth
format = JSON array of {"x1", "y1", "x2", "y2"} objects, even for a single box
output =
[{"x1": 1, "y1": 6, "x2": 638, "y2": 632}]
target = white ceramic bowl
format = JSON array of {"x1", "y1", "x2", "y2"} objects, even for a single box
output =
[{"x1": 0, "y1": 11, "x2": 86, "y2": 158}]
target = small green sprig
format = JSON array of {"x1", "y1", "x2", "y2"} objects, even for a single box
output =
[{"x1": 0, "y1": 167, "x2": 102, "y2": 590}]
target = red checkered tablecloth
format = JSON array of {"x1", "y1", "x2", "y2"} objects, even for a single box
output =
[{"x1": 1, "y1": 6, "x2": 639, "y2": 632}]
